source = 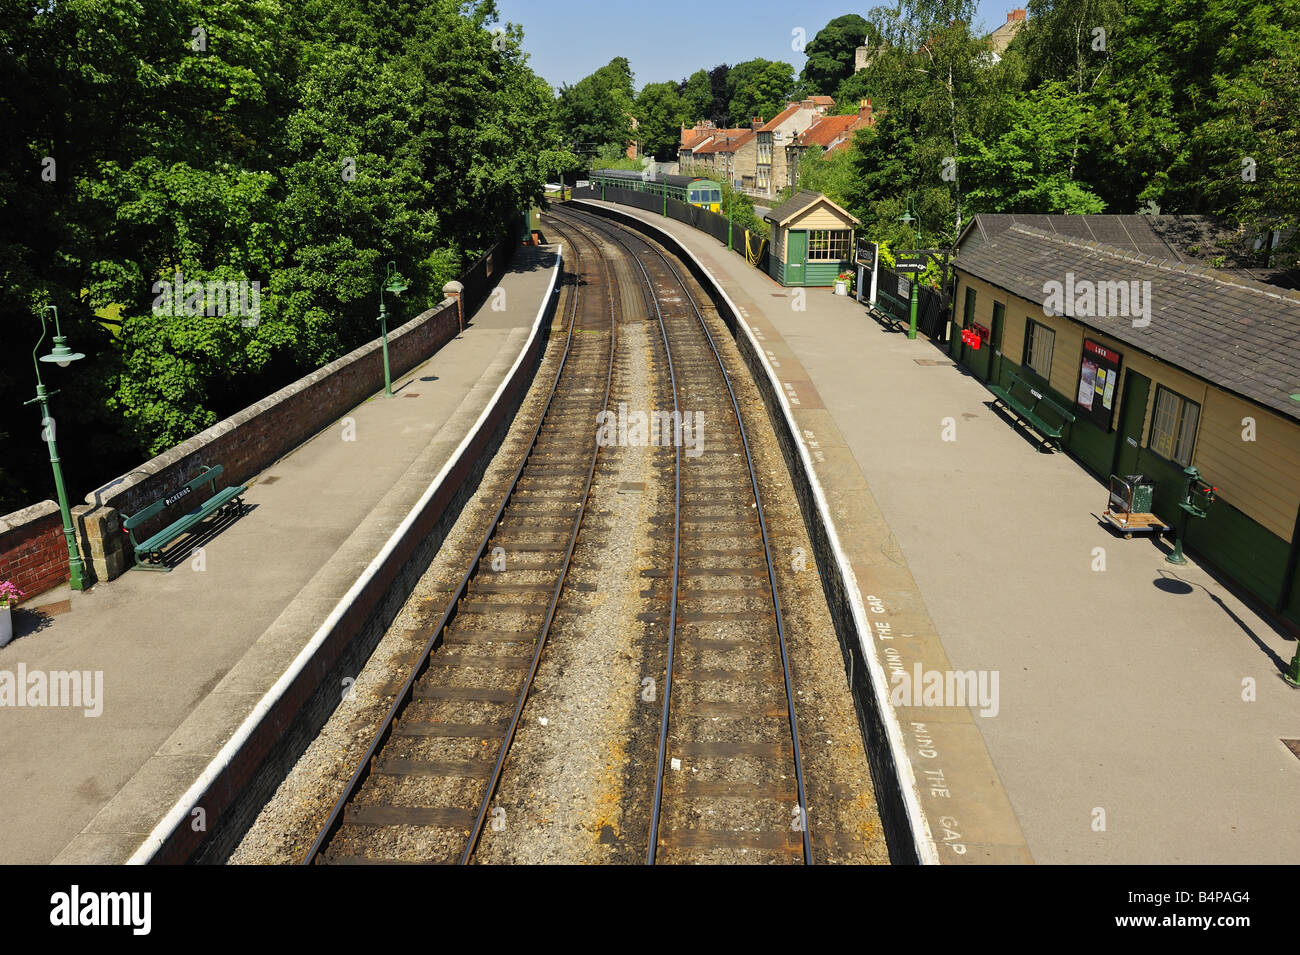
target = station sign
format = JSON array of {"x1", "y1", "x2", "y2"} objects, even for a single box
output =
[{"x1": 893, "y1": 249, "x2": 946, "y2": 273}]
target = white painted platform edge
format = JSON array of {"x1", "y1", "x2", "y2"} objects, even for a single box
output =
[{"x1": 126, "y1": 249, "x2": 563, "y2": 864}]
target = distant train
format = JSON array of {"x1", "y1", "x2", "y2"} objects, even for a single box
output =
[{"x1": 590, "y1": 169, "x2": 723, "y2": 213}]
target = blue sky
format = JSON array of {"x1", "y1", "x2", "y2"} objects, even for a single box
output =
[{"x1": 493, "y1": 0, "x2": 1021, "y2": 90}]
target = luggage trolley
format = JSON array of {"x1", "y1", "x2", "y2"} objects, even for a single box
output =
[{"x1": 1103, "y1": 474, "x2": 1169, "y2": 538}]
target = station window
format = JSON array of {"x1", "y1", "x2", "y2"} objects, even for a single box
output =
[
  {"x1": 1148, "y1": 386, "x2": 1200, "y2": 466},
  {"x1": 1023, "y1": 319, "x2": 1055, "y2": 379},
  {"x1": 807, "y1": 229, "x2": 851, "y2": 261}
]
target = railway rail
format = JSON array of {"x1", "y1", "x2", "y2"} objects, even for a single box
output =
[
  {"x1": 303, "y1": 208, "x2": 822, "y2": 864},
  {"x1": 302, "y1": 218, "x2": 616, "y2": 864},
  {"x1": 552, "y1": 206, "x2": 814, "y2": 864}
]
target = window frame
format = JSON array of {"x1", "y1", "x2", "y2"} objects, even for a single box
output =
[
  {"x1": 1022, "y1": 318, "x2": 1056, "y2": 380},
  {"x1": 1147, "y1": 385, "x2": 1201, "y2": 467},
  {"x1": 806, "y1": 229, "x2": 851, "y2": 261}
]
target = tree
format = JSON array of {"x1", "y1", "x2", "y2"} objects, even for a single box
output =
[
  {"x1": 679, "y1": 69, "x2": 713, "y2": 123},
  {"x1": 801, "y1": 14, "x2": 871, "y2": 95},
  {"x1": 960, "y1": 81, "x2": 1106, "y2": 214},
  {"x1": 708, "y1": 63, "x2": 731, "y2": 125},
  {"x1": 727, "y1": 58, "x2": 795, "y2": 126},
  {"x1": 0, "y1": 0, "x2": 575, "y2": 510},
  {"x1": 635, "y1": 83, "x2": 688, "y2": 160},
  {"x1": 556, "y1": 57, "x2": 635, "y2": 153},
  {"x1": 781, "y1": 146, "x2": 857, "y2": 208},
  {"x1": 1188, "y1": 4, "x2": 1300, "y2": 264}
]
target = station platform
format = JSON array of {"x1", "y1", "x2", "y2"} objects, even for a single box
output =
[
  {"x1": 0, "y1": 246, "x2": 560, "y2": 864},
  {"x1": 577, "y1": 199, "x2": 1300, "y2": 864}
]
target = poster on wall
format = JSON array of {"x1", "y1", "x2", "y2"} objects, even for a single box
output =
[{"x1": 1075, "y1": 339, "x2": 1122, "y2": 430}]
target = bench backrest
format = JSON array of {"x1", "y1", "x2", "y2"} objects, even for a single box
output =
[
  {"x1": 123, "y1": 465, "x2": 224, "y2": 531},
  {"x1": 1004, "y1": 374, "x2": 1076, "y2": 427}
]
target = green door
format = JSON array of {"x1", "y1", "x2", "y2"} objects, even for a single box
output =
[
  {"x1": 786, "y1": 230, "x2": 807, "y2": 286},
  {"x1": 989, "y1": 302, "x2": 1005, "y2": 385},
  {"x1": 967, "y1": 311, "x2": 991, "y2": 380},
  {"x1": 1112, "y1": 370, "x2": 1151, "y2": 478}
]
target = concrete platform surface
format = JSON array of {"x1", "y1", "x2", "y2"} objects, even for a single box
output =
[
  {"x1": 584, "y1": 200, "x2": 1300, "y2": 865},
  {"x1": 0, "y1": 246, "x2": 559, "y2": 864}
]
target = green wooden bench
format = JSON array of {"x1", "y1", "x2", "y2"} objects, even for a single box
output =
[
  {"x1": 122, "y1": 465, "x2": 247, "y2": 571},
  {"x1": 988, "y1": 372, "x2": 1076, "y2": 450},
  {"x1": 872, "y1": 290, "x2": 910, "y2": 331}
]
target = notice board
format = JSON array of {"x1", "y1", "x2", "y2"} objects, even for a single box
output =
[{"x1": 1075, "y1": 338, "x2": 1122, "y2": 430}]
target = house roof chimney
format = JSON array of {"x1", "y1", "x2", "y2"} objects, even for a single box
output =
[{"x1": 1008, "y1": 8, "x2": 1026, "y2": 21}]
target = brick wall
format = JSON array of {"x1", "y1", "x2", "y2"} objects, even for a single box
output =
[
  {"x1": 0, "y1": 501, "x2": 68, "y2": 600},
  {"x1": 75, "y1": 262, "x2": 505, "y2": 584}
]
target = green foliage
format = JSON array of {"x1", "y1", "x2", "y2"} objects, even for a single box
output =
[
  {"x1": 959, "y1": 81, "x2": 1106, "y2": 214},
  {"x1": 801, "y1": 14, "x2": 871, "y2": 95},
  {"x1": 780, "y1": 146, "x2": 858, "y2": 211},
  {"x1": 726, "y1": 59, "x2": 795, "y2": 125},
  {"x1": 556, "y1": 57, "x2": 635, "y2": 153},
  {"x1": 0, "y1": 0, "x2": 573, "y2": 511},
  {"x1": 634, "y1": 82, "x2": 688, "y2": 160},
  {"x1": 679, "y1": 69, "x2": 714, "y2": 124}
]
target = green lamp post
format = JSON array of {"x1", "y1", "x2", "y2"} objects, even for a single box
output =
[
  {"x1": 377, "y1": 261, "x2": 408, "y2": 397},
  {"x1": 899, "y1": 197, "x2": 921, "y2": 341},
  {"x1": 23, "y1": 306, "x2": 87, "y2": 590},
  {"x1": 1167, "y1": 464, "x2": 1215, "y2": 565}
]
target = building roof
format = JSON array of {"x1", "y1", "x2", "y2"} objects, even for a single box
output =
[
  {"x1": 808, "y1": 95, "x2": 835, "y2": 105},
  {"x1": 958, "y1": 213, "x2": 1299, "y2": 286},
  {"x1": 764, "y1": 189, "x2": 861, "y2": 228},
  {"x1": 680, "y1": 127, "x2": 713, "y2": 150},
  {"x1": 692, "y1": 128, "x2": 754, "y2": 155},
  {"x1": 953, "y1": 222, "x2": 1300, "y2": 422},
  {"x1": 760, "y1": 103, "x2": 804, "y2": 132},
  {"x1": 796, "y1": 113, "x2": 867, "y2": 154}
]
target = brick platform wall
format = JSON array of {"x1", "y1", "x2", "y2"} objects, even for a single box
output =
[
  {"x1": 76, "y1": 292, "x2": 475, "y2": 583},
  {"x1": 0, "y1": 501, "x2": 68, "y2": 600}
]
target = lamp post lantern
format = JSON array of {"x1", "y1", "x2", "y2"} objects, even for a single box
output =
[
  {"x1": 377, "y1": 260, "x2": 408, "y2": 397},
  {"x1": 24, "y1": 306, "x2": 87, "y2": 590}
]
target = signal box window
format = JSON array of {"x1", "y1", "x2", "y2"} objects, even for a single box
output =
[{"x1": 808, "y1": 230, "x2": 851, "y2": 261}]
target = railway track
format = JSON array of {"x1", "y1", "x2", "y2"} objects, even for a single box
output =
[
  {"x1": 302, "y1": 218, "x2": 616, "y2": 864},
  {"x1": 303, "y1": 207, "x2": 823, "y2": 864},
  {"x1": 552, "y1": 206, "x2": 814, "y2": 864}
]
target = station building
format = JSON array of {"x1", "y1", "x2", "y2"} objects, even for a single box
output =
[{"x1": 949, "y1": 214, "x2": 1300, "y2": 625}]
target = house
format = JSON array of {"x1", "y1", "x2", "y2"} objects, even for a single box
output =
[
  {"x1": 677, "y1": 121, "x2": 717, "y2": 168},
  {"x1": 695, "y1": 122, "x2": 759, "y2": 188},
  {"x1": 784, "y1": 99, "x2": 875, "y2": 190},
  {"x1": 949, "y1": 213, "x2": 1300, "y2": 625},
  {"x1": 988, "y1": 8, "x2": 1027, "y2": 59},
  {"x1": 753, "y1": 97, "x2": 834, "y2": 199}
]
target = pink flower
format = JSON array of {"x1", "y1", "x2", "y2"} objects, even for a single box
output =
[{"x1": 0, "y1": 580, "x2": 25, "y2": 606}]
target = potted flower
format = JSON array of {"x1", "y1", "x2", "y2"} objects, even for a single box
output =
[
  {"x1": 0, "y1": 580, "x2": 23, "y2": 648},
  {"x1": 834, "y1": 271, "x2": 854, "y2": 296}
]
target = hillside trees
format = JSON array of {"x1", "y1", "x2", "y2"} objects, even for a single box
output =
[{"x1": 0, "y1": 0, "x2": 572, "y2": 512}]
